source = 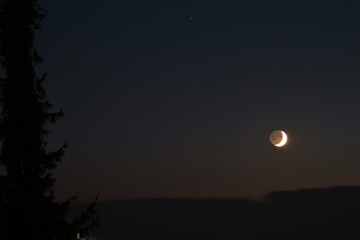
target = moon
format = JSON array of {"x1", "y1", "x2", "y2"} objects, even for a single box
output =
[{"x1": 269, "y1": 130, "x2": 288, "y2": 147}]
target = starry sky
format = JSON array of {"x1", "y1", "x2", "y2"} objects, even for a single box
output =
[{"x1": 37, "y1": 0, "x2": 359, "y2": 201}]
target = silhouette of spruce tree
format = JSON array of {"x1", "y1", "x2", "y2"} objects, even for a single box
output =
[{"x1": 0, "y1": 0, "x2": 100, "y2": 239}]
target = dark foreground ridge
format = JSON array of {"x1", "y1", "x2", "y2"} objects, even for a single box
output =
[{"x1": 81, "y1": 186, "x2": 360, "y2": 240}]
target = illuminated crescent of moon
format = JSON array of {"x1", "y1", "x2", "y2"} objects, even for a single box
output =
[{"x1": 275, "y1": 131, "x2": 288, "y2": 147}]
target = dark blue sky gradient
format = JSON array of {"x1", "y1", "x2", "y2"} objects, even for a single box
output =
[{"x1": 37, "y1": 0, "x2": 359, "y2": 201}]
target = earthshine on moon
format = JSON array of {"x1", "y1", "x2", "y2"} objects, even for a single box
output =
[{"x1": 269, "y1": 130, "x2": 288, "y2": 147}]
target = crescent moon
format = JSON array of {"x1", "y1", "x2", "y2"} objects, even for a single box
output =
[{"x1": 275, "y1": 131, "x2": 288, "y2": 147}]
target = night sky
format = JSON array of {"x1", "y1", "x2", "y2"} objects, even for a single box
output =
[{"x1": 37, "y1": 0, "x2": 359, "y2": 201}]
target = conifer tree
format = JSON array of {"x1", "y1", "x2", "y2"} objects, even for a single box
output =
[{"x1": 0, "y1": 0, "x2": 100, "y2": 239}]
